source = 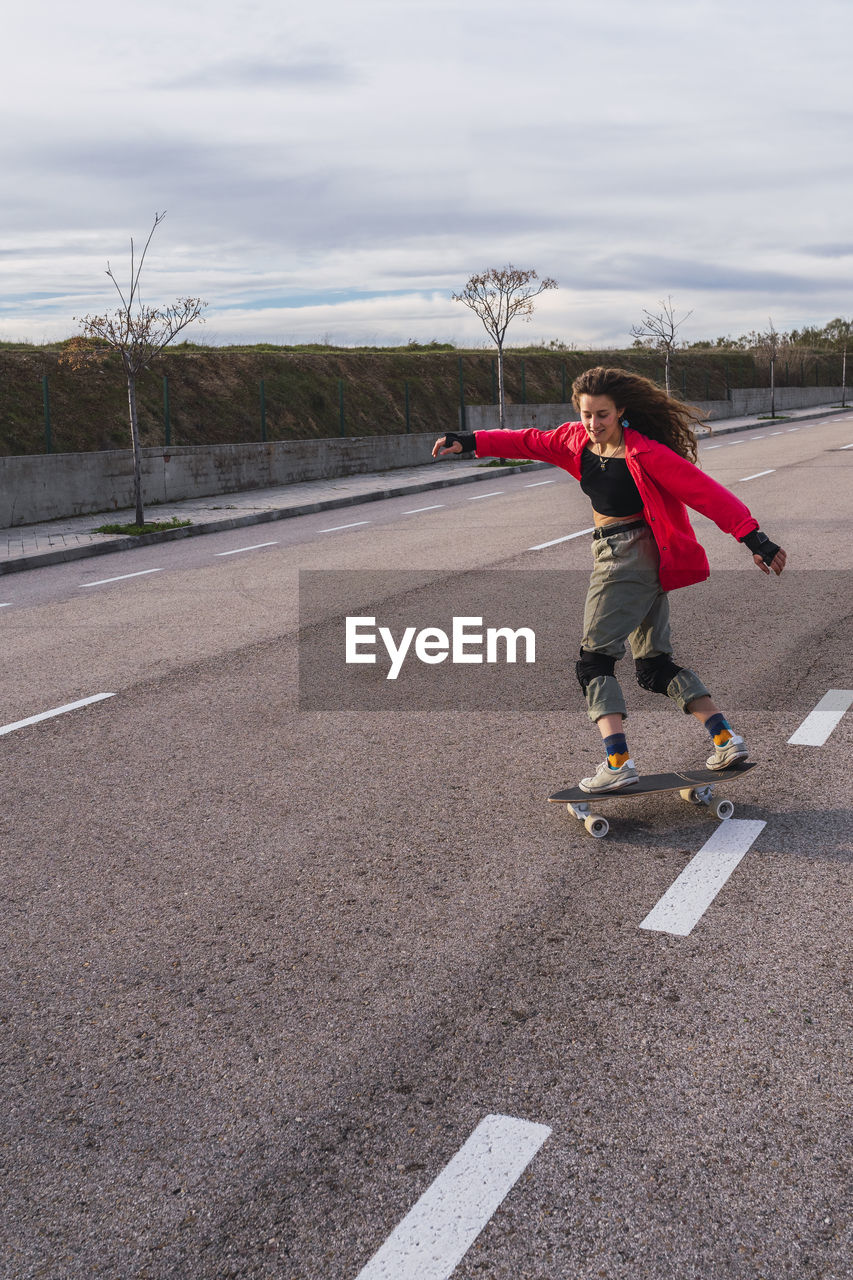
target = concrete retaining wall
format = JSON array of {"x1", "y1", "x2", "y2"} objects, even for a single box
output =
[
  {"x1": 729, "y1": 385, "x2": 846, "y2": 415},
  {"x1": 0, "y1": 432, "x2": 437, "y2": 528}
]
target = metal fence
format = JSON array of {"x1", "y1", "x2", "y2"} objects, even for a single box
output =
[{"x1": 2, "y1": 349, "x2": 848, "y2": 456}]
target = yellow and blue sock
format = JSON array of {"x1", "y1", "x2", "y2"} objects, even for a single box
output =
[
  {"x1": 704, "y1": 713, "x2": 733, "y2": 747},
  {"x1": 604, "y1": 732, "x2": 630, "y2": 769}
]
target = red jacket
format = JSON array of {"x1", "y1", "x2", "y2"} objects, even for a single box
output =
[{"x1": 474, "y1": 422, "x2": 759, "y2": 591}]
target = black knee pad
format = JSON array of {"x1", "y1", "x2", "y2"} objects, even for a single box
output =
[
  {"x1": 635, "y1": 653, "x2": 684, "y2": 696},
  {"x1": 576, "y1": 647, "x2": 617, "y2": 696}
]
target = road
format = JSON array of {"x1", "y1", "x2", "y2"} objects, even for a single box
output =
[{"x1": 2, "y1": 414, "x2": 851, "y2": 1279}]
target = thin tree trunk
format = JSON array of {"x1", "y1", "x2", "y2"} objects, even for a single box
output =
[
  {"x1": 497, "y1": 342, "x2": 506, "y2": 430},
  {"x1": 770, "y1": 356, "x2": 776, "y2": 418},
  {"x1": 664, "y1": 348, "x2": 671, "y2": 393},
  {"x1": 126, "y1": 368, "x2": 145, "y2": 526},
  {"x1": 842, "y1": 344, "x2": 847, "y2": 408}
]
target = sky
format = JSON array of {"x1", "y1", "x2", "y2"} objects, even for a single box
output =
[{"x1": 2, "y1": 0, "x2": 853, "y2": 348}]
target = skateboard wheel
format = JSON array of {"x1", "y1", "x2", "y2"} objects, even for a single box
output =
[
  {"x1": 715, "y1": 799, "x2": 735, "y2": 820},
  {"x1": 584, "y1": 814, "x2": 609, "y2": 838}
]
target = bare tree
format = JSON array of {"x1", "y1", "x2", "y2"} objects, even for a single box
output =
[
  {"x1": 754, "y1": 319, "x2": 782, "y2": 418},
  {"x1": 452, "y1": 265, "x2": 557, "y2": 428},
  {"x1": 63, "y1": 212, "x2": 206, "y2": 526},
  {"x1": 824, "y1": 316, "x2": 852, "y2": 407},
  {"x1": 630, "y1": 295, "x2": 693, "y2": 393}
]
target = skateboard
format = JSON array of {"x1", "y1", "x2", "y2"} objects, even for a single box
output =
[{"x1": 548, "y1": 761, "x2": 757, "y2": 838}]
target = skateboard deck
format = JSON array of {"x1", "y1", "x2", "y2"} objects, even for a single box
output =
[{"x1": 548, "y1": 761, "x2": 757, "y2": 838}]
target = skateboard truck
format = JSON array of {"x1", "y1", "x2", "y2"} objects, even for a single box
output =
[{"x1": 566, "y1": 801, "x2": 610, "y2": 839}]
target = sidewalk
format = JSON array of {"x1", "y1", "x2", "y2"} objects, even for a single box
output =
[{"x1": 2, "y1": 401, "x2": 850, "y2": 575}]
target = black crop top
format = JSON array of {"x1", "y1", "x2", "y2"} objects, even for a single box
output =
[{"x1": 579, "y1": 447, "x2": 644, "y2": 517}]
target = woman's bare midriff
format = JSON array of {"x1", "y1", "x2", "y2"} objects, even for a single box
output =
[{"x1": 592, "y1": 510, "x2": 645, "y2": 528}]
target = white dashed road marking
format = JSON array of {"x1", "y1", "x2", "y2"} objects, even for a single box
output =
[
  {"x1": 468, "y1": 491, "x2": 505, "y2": 500},
  {"x1": 354, "y1": 1114, "x2": 552, "y2": 1280},
  {"x1": 318, "y1": 521, "x2": 371, "y2": 533},
  {"x1": 81, "y1": 568, "x2": 164, "y2": 587},
  {"x1": 787, "y1": 690, "x2": 853, "y2": 746},
  {"x1": 529, "y1": 526, "x2": 595, "y2": 551},
  {"x1": 525, "y1": 479, "x2": 556, "y2": 487},
  {"x1": 403, "y1": 504, "x2": 446, "y2": 514},
  {"x1": 739, "y1": 470, "x2": 776, "y2": 482},
  {"x1": 0, "y1": 693, "x2": 115, "y2": 738},
  {"x1": 840, "y1": 442, "x2": 853, "y2": 450},
  {"x1": 639, "y1": 819, "x2": 766, "y2": 937},
  {"x1": 215, "y1": 541, "x2": 278, "y2": 556},
  {"x1": 0, "y1": 603, "x2": 11, "y2": 608}
]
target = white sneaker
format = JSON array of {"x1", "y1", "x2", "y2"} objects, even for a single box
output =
[
  {"x1": 706, "y1": 733, "x2": 748, "y2": 771},
  {"x1": 579, "y1": 758, "x2": 639, "y2": 793}
]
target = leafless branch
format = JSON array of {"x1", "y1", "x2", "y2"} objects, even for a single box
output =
[
  {"x1": 630, "y1": 296, "x2": 693, "y2": 351},
  {"x1": 62, "y1": 212, "x2": 205, "y2": 526},
  {"x1": 451, "y1": 264, "x2": 558, "y2": 429}
]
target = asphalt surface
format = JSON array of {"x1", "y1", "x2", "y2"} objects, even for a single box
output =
[{"x1": 1, "y1": 413, "x2": 851, "y2": 1279}]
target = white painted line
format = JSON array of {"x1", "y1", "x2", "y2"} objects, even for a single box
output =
[
  {"x1": 0, "y1": 603, "x2": 11, "y2": 608},
  {"x1": 770, "y1": 431, "x2": 784, "y2": 436},
  {"x1": 787, "y1": 689, "x2": 853, "y2": 746},
  {"x1": 80, "y1": 568, "x2": 164, "y2": 588},
  {"x1": 640, "y1": 819, "x2": 766, "y2": 937},
  {"x1": 751, "y1": 435, "x2": 766, "y2": 440},
  {"x1": 0, "y1": 693, "x2": 115, "y2": 738},
  {"x1": 529, "y1": 526, "x2": 595, "y2": 551},
  {"x1": 840, "y1": 442, "x2": 853, "y2": 450},
  {"x1": 525, "y1": 479, "x2": 556, "y2": 487},
  {"x1": 704, "y1": 444, "x2": 722, "y2": 450},
  {"x1": 215, "y1": 541, "x2": 278, "y2": 556},
  {"x1": 787, "y1": 427, "x2": 800, "y2": 432},
  {"x1": 354, "y1": 1114, "x2": 552, "y2": 1280},
  {"x1": 404, "y1": 504, "x2": 446, "y2": 514},
  {"x1": 318, "y1": 521, "x2": 371, "y2": 533},
  {"x1": 729, "y1": 440, "x2": 745, "y2": 445},
  {"x1": 468, "y1": 490, "x2": 505, "y2": 500},
  {"x1": 739, "y1": 470, "x2": 776, "y2": 482}
]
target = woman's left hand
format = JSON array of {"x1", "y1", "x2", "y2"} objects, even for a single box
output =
[{"x1": 754, "y1": 548, "x2": 786, "y2": 575}]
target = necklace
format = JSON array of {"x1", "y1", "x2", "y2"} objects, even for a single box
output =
[{"x1": 597, "y1": 429, "x2": 625, "y2": 470}]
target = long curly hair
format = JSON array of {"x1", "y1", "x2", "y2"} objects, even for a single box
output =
[{"x1": 571, "y1": 366, "x2": 705, "y2": 462}]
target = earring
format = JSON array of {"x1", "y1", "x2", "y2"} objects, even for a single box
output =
[{"x1": 622, "y1": 417, "x2": 629, "y2": 428}]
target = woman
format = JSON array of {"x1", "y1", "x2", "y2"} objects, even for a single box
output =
[{"x1": 432, "y1": 366, "x2": 786, "y2": 794}]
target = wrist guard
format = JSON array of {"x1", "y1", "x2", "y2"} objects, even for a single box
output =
[
  {"x1": 442, "y1": 431, "x2": 476, "y2": 453},
  {"x1": 740, "y1": 529, "x2": 781, "y2": 564}
]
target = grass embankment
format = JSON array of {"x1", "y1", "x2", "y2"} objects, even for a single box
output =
[{"x1": 0, "y1": 342, "x2": 803, "y2": 457}]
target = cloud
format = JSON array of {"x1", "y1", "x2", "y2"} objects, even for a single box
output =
[
  {"x1": 3, "y1": 0, "x2": 853, "y2": 345},
  {"x1": 160, "y1": 55, "x2": 358, "y2": 91},
  {"x1": 803, "y1": 244, "x2": 853, "y2": 260},
  {"x1": 581, "y1": 254, "x2": 829, "y2": 297}
]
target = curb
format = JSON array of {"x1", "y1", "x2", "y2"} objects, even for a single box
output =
[{"x1": 0, "y1": 460, "x2": 550, "y2": 576}]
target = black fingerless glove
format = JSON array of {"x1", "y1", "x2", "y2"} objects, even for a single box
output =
[
  {"x1": 442, "y1": 431, "x2": 476, "y2": 453},
  {"x1": 740, "y1": 529, "x2": 781, "y2": 564}
]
